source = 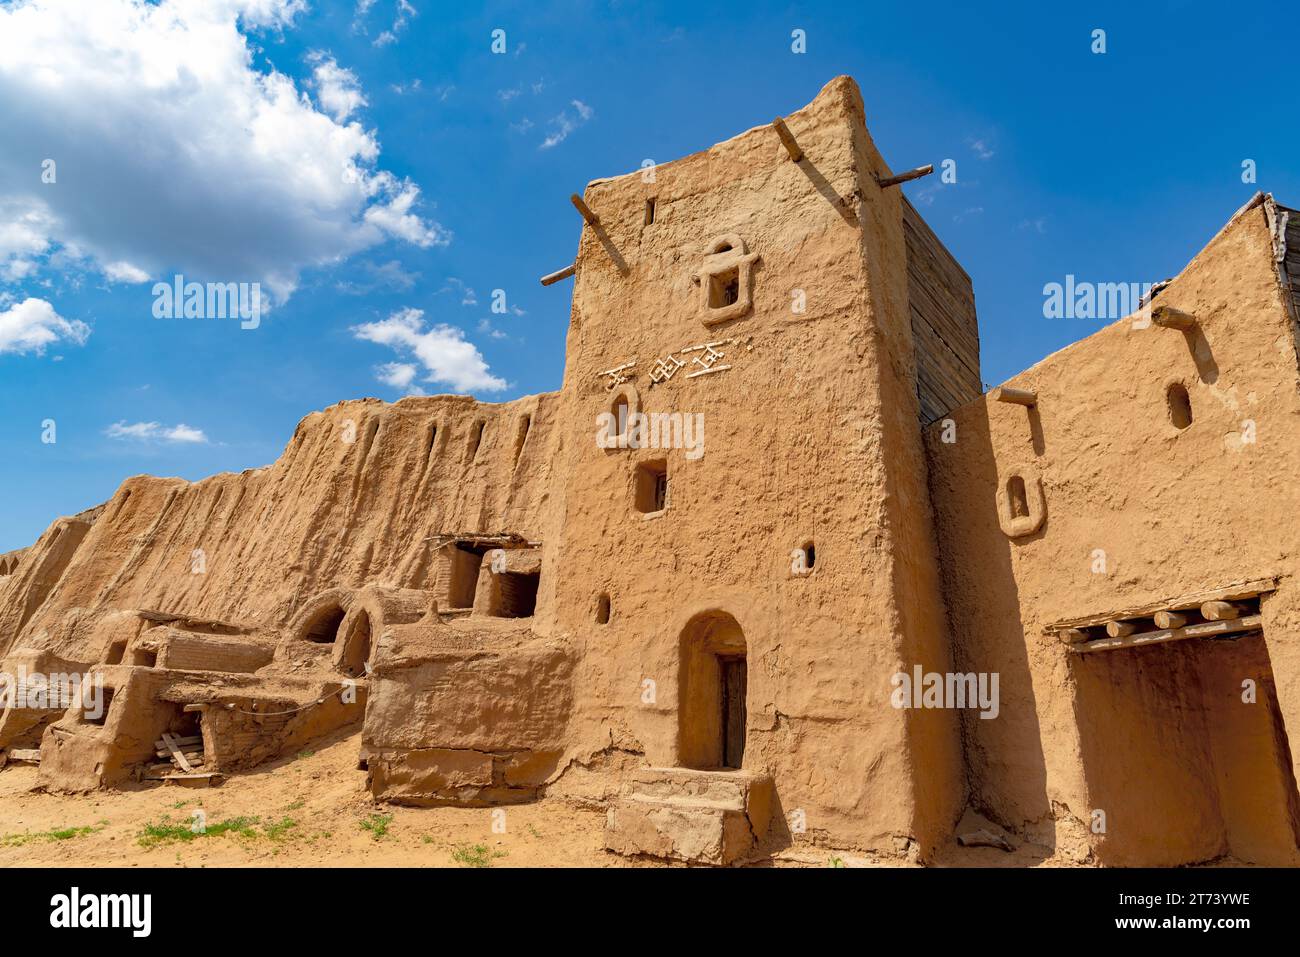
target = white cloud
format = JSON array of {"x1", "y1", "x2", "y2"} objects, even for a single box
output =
[
  {"x1": 362, "y1": 174, "x2": 449, "y2": 248},
  {"x1": 438, "y1": 277, "x2": 476, "y2": 306},
  {"x1": 353, "y1": 307, "x2": 506, "y2": 394},
  {"x1": 540, "y1": 100, "x2": 594, "y2": 150},
  {"x1": 310, "y1": 53, "x2": 367, "y2": 122},
  {"x1": 967, "y1": 136, "x2": 995, "y2": 160},
  {"x1": 0, "y1": 0, "x2": 447, "y2": 303},
  {"x1": 375, "y1": 360, "x2": 422, "y2": 393},
  {"x1": 103, "y1": 261, "x2": 151, "y2": 283},
  {"x1": 0, "y1": 197, "x2": 56, "y2": 281},
  {"x1": 0, "y1": 297, "x2": 90, "y2": 355},
  {"x1": 105, "y1": 420, "x2": 209, "y2": 443},
  {"x1": 373, "y1": 0, "x2": 415, "y2": 47},
  {"x1": 477, "y1": 318, "x2": 507, "y2": 340}
]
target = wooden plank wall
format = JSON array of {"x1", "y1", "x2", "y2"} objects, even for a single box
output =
[
  {"x1": 901, "y1": 198, "x2": 982, "y2": 424},
  {"x1": 1281, "y1": 203, "x2": 1300, "y2": 321}
]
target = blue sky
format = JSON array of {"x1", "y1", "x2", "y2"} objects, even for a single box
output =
[{"x1": 1, "y1": 0, "x2": 1296, "y2": 551}]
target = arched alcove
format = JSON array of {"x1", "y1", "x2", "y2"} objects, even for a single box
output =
[{"x1": 678, "y1": 611, "x2": 748, "y2": 770}]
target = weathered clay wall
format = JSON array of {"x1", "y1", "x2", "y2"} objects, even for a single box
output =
[
  {"x1": 0, "y1": 393, "x2": 561, "y2": 664},
  {"x1": 925, "y1": 198, "x2": 1300, "y2": 864},
  {"x1": 537, "y1": 76, "x2": 963, "y2": 856}
]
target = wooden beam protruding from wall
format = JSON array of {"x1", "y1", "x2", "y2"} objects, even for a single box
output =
[
  {"x1": 540, "y1": 264, "x2": 576, "y2": 286},
  {"x1": 1152, "y1": 304, "x2": 1197, "y2": 331},
  {"x1": 877, "y1": 164, "x2": 934, "y2": 189},
  {"x1": 570, "y1": 194, "x2": 600, "y2": 226},
  {"x1": 772, "y1": 117, "x2": 802, "y2": 162},
  {"x1": 991, "y1": 386, "x2": 1037, "y2": 407},
  {"x1": 1154, "y1": 610, "x2": 1191, "y2": 630},
  {"x1": 1202, "y1": 600, "x2": 1251, "y2": 621}
]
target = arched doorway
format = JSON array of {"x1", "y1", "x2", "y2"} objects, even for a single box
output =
[
  {"x1": 678, "y1": 611, "x2": 747, "y2": 770},
  {"x1": 339, "y1": 610, "x2": 372, "y2": 678},
  {"x1": 303, "y1": 604, "x2": 346, "y2": 644}
]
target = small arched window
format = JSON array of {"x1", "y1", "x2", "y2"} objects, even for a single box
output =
[
  {"x1": 1167, "y1": 382, "x2": 1192, "y2": 430},
  {"x1": 1007, "y1": 475, "x2": 1029, "y2": 519}
]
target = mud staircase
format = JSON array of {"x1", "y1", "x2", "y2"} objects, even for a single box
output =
[{"x1": 604, "y1": 766, "x2": 773, "y2": 865}]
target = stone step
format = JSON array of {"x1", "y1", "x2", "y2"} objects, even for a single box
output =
[
  {"x1": 626, "y1": 766, "x2": 762, "y2": 807},
  {"x1": 604, "y1": 767, "x2": 774, "y2": 866}
]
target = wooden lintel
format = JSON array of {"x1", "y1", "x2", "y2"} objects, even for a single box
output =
[
  {"x1": 540, "y1": 263, "x2": 576, "y2": 286},
  {"x1": 570, "y1": 194, "x2": 600, "y2": 226},
  {"x1": 1071, "y1": 614, "x2": 1263, "y2": 654},
  {"x1": 877, "y1": 164, "x2": 934, "y2": 189},
  {"x1": 1045, "y1": 578, "x2": 1276, "y2": 634},
  {"x1": 772, "y1": 117, "x2": 803, "y2": 162},
  {"x1": 991, "y1": 386, "x2": 1037, "y2": 407}
]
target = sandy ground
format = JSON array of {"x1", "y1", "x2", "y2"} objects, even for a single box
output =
[
  {"x1": 0, "y1": 727, "x2": 627, "y2": 868},
  {"x1": 0, "y1": 726, "x2": 1076, "y2": 868}
]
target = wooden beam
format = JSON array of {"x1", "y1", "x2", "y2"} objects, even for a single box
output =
[
  {"x1": 877, "y1": 164, "x2": 934, "y2": 189},
  {"x1": 991, "y1": 386, "x2": 1037, "y2": 407},
  {"x1": 1058, "y1": 628, "x2": 1092, "y2": 644},
  {"x1": 540, "y1": 263, "x2": 576, "y2": 286},
  {"x1": 1152, "y1": 304, "x2": 1197, "y2": 331},
  {"x1": 1105, "y1": 621, "x2": 1137, "y2": 638},
  {"x1": 1072, "y1": 614, "x2": 1262, "y2": 654},
  {"x1": 772, "y1": 117, "x2": 803, "y2": 162},
  {"x1": 570, "y1": 194, "x2": 600, "y2": 226},
  {"x1": 1154, "y1": 610, "x2": 1191, "y2": 630},
  {"x1": 1045, "y1": 577, "x2": 1276, "y2": 633},
  {"x1": 1202, "y1": 600, "x2": 1251, "y2": 621},
  {"x1": 161, "y1": 732, "x2": 194, "y2": 772}
]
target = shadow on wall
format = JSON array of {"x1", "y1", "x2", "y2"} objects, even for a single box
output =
[
  {"x1": 1071, "y1": 632, "x2": 1300, "y2": 866},
  {"x1": 934, "y1": 400, "x2": 1053, "y2": 862}
]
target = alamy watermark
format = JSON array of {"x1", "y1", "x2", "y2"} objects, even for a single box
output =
[
  {"x1": 1043, "y1": 275, "x2": 1154, "y2": 322},
  {"x1": 152, "y1": 274, "x2": 261, "y2": 330},
  {"x1": 595, "y1": 409, "x2": 705, "y2": 460},
  {"x1": 0, "y1": 667, "x2": 104, "y2": 718},
  {"x1": 891, "y1": 666, "x2": 999, "y2": 719}
]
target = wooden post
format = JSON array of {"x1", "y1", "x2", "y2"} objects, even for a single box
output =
[
  {"x1": 1105, "y1": 621, "x2": 1137, "y2": 638},
  {"x1": 772, "y1": 117, "x2": 802, "y2": 162},
  {"x1": 991, "y1": 386, "x2": 1037, "y2": 407},
  {"x1": 570, "y1": 194, "x2": 600, "y2": 226},
  {"x1": 1059, "y1": 628, "x2": 1091, "y2": 644},
  {"x1": 1152, "y1": 304, "x2": 1197, "y2": 331},
  {"x1": 540, "y1": 263, "x2": 576, "y2": 286},
  {"x1": 877, "y1": 164, "x2": 935, "y2": 189},
  {"x1": 1154, "y1": 610, "x2": 1190, "y2": 629},
  {"x1": 1201, "y1": 600, "x2": 1250, "y2": 621}
]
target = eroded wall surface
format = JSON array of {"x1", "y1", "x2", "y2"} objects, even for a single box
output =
[
  {"x1": 925, "y1": 199, "x2": 1300, "y2": 864},
  {"x1": 0, "y1": 393, "x2": 561, "y2": 664},
  {"x1": 540, "y1": 75, "x2": 964, "y2": 856}
]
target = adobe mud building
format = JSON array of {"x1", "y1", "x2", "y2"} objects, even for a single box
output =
[{"x1": 3, "y1": 76, "x2": 1300, "y2": 867}]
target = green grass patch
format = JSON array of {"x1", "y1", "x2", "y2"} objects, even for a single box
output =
[
  {"x1": 452, "y1": 843, "x2": 507, "y2": 868},
  {"x1": 359, "y1": 813, "x2": 393, "y2": 841},
  {"x1": 137, "y1": 814, "x2": 306, "y2": 848},
  {"x1": 1, "y1": 822, "x2": 106, "y2": 847}
]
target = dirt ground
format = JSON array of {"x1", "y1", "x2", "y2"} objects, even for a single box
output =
[
  {"x1": 0, "y1": 727, "x2": 628, "y2": 868},
  {"x1": 0, "y1": 725, "x2": 1075, "y2": 868}
]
